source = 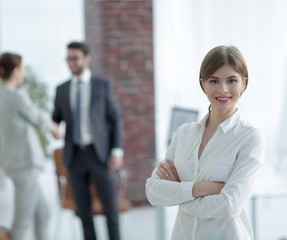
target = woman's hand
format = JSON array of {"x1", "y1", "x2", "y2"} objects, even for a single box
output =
[
  {"x1": 156, "y1": 159, "x2": 180, "y2": 182},
  {"x1": 156, "y1": 159, "x2": 224, "y2": 198}
]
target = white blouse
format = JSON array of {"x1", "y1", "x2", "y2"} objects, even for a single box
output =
[{"x1": 146, "y1": 110, "x2": 265, "y2": 240}]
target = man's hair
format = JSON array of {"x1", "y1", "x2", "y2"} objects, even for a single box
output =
[{"x1": 67, "y1": 41, "x2": 90, "y2": 55}]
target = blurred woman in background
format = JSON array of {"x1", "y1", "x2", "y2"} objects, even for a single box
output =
[{"x1": 0, "y1": 52, "x2": 60, "y2": 240}]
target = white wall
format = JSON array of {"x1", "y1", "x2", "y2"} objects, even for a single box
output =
[
  {"x1": 153, "y1": 0, "x2": 287, "y2": 239},
  {"x1": 0, "y1": 0, "x2": 85, "y2": 97},
  {"x1": 0, "y1": 2, "x2": 85, "y2": 238}
]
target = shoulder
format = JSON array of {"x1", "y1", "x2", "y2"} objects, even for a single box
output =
[
  {"x1": 178, "y1": 121, "x2": 198, "y2": 131},
  {"x1": 57, "y1": 80, "x2": 71, "y2": 89},
  {"x1": 239, "y1": 118, "x2": 264, "y2": 137},
  {"x1": 91, "y1": 75, "x2": 110, "y2": 84},
  {"x1": 174, "y1": 121, "x2": 198, "y2": 138},
  {"x1": 168, "y1": 121, "x2": 199, "y2": 148},
  {"x1": 55, "y1": 80, "x2": 71, "y2": 94},
  {"x1": 15, "y1": 88, "x2": 29, "y2": 100},
  {"x1": 0, "y1": 85, "x2": 21, "y2": 104},
  {"x1": 91, "y1": 75, "x2": 113, "y2": 90},
  {"x1": 238, "y1": 119, "x2": 265, "y2": 147},
  {"x1": 91, "y1": 75, "x2": 111, "y2": 86}
]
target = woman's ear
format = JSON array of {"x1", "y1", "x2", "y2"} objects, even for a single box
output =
[
  {"x1": 13, "y1": 66, "x2": 24, "y2": 85},
  {"x1": 12, "y1": 67, "x2": 20, "y2": 78}
]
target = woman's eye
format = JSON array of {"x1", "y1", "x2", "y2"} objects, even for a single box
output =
[
  {"x1": 209, "y1": 79, "x2": 218, "y2": 84},
  {"x1": 228, "y1": 79, "x2": 237, "y2": 84}
]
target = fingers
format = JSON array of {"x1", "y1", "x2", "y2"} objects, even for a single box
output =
[
  {"x1": 216, "y1": 182, "x2": 225, "y2": 192},
  {"x1": 160, "y1": 162, "x2": 171, "y2": 175},
  {"x1": 156, "y1": 163, "x2": 170, "y2": 180},
  {"x1": 165, "y1": 159, "x2": 180, "y2": 182},
  {"x1": 156, "y1": 169, "x2": 168, "y2": 180},
  {"x1": 166, "y1": 159, "x2": 177, "y2": 177},
  {"x1": 156, "y1": 159, "x2": 180, "y2": 182}
]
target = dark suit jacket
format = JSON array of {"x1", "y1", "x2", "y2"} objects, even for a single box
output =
[{"x1": 52, "y1": 75, "x2": 123, "y2": 166}]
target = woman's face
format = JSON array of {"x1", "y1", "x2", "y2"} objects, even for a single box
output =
[
  {"x1": 14, "y1": 63, "x2": 26, "y2": 85},
  {"x1": 201, "y1": 64, "x2": 246, "y2": 114}
]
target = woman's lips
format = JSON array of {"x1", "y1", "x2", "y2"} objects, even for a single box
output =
[{"x1": 215, "y1": 96, "x2": 231, "y2": 103}]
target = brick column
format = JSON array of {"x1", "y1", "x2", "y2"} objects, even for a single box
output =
[{"x1": 85, "y1": 0, "x2": 155, "y2": 206}]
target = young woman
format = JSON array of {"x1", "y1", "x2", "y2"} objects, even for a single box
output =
[
  {"x1": 0, "y1": 52, "x2": 60, "y2": 240},
  {"x1": 146, "y1": 45, "x2": 264, "y2": 240}
]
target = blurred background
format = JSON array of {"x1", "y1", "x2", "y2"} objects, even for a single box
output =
[{"x1": 1, "y1": 0, "x2": 287, "y2": 239}]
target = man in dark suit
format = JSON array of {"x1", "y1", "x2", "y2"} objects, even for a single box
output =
[{"x1": 52, "y1": 41, "x2": 124, "y2": 240}]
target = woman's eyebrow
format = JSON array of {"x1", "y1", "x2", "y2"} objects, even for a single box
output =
[
  {"x1": 227, "y1": 75, "x2": 238, "y2": 79},
  {"x1": 209, "y1": 75, "x2": 238, "y2": 79},
  {"x1": 209, "y1": 76, "x2": 219, "y2": 79}
]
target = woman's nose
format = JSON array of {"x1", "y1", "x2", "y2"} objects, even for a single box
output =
[{"x1": 218, "y1": 83, "x2": 228, "y2": 93}]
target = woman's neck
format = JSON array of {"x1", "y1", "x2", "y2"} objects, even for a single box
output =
[
  {"x1": 207, "y1": 108, "x2": 237, "y2": 129},
  {"x1": 4, "y1": 77, "x2": 18, "y2": 88}
]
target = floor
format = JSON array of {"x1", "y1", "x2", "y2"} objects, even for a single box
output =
[{"x1": 49, "y1": 206, "x2": 157, "y2": 240}]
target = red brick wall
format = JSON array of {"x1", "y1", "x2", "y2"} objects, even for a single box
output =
[{"x1": 84, "y1": 0, "x2": 155, "y2": 206}]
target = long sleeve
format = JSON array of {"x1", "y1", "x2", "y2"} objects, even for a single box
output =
[
  {"x1": 17, "y1": 89, "x2": 51, "y2": 131},
  {"x1": 146, "y1": 170, "x2": 195, "y2": 206},
  {"x1": 52, "y1": 86, "x2": 63, "y2": 124},
  {"x1": 146, "y1": 125, "x2": 196, "y2": 206},
  {"x1": 179, "y1": 129, "x2": 264, "y2": 218},
  {"x1": 105, "y1": 80, "x2": 123, "y2": 150},
  {"x1": 0, "y1": 86, "x2": 49, "y2": 171},
  {"x1": 145, "y1": 111, "x2": 263, "y2": 239}
]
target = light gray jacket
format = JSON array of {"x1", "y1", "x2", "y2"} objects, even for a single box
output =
[{"x1": 0, "y1": 82, "x2": 50, "y2": 172}]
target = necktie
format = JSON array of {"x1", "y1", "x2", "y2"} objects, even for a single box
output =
[{"x1": 73, "y1": 79, "x2": 82, "y2": 144}]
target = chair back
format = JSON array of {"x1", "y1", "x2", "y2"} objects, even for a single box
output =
[{"x1": 53, "y1": 148, "x2": 132, "y2": 214}]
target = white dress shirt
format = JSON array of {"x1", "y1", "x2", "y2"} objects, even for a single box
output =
[
  {"x1": 146, "y1": 110, "x2": 265, "y2": 240},
  {"x1": 70, "y1": 69, "x2": 93, "y2": 145}
]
